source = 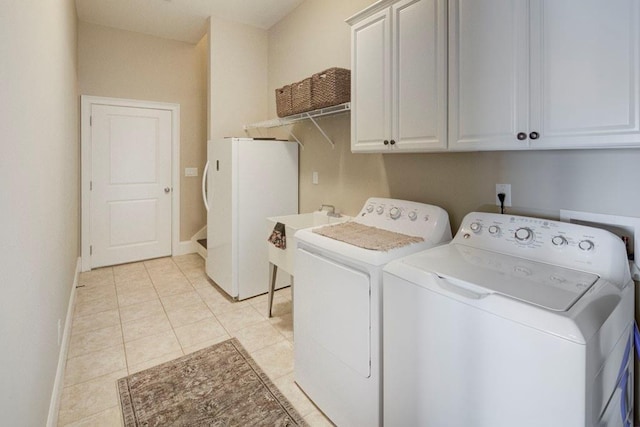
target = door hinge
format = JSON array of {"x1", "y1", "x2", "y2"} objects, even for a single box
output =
[{"x1": 90, "y1": 245, "x2": 93, "y2": 255}]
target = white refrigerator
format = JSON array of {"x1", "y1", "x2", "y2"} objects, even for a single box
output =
[{"x1": 205, "y1": 137, "x2": 298, "y2": 300}]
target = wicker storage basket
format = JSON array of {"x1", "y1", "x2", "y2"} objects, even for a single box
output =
[
  {"x1": 291, "y1": 78, "x2": 313, "y2": 114},
  {"x1": 275, "y1": 85, "x2": 293, "y2": 118},
  {"x1": 311, "y1": 68, "x2": 351, "y2": 109}
]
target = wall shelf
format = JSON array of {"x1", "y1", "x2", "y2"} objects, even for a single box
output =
[{"x1": 243, "y1": 102, "x2": 350, "y2": 148}]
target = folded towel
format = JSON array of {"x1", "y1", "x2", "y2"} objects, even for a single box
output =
[{"x1": 268, "y1": 222, "x2": 286, "y2": 249}]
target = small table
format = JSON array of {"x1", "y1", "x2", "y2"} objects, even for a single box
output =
[{"x1": 266, "y1": 212, "x2": 350, "y2": 317}]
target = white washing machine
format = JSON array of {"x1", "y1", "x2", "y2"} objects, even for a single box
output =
[
  {"x1": 383, "y1": 212, "x2": 635, "y2": 427},
  {"x1": 294, "y1": 198, "x2": 451, "y2": 427}
]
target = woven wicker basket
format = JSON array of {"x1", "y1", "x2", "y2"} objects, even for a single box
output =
[
  {"x1": 275, "y1": 85, "x2": 293, "y2": 118},
  {"x1": 311, "y1": 68, "x2": 351, "y2": 109},
  {"x1": 291, "y1": 78, "x2": 313, "y2": 114}
]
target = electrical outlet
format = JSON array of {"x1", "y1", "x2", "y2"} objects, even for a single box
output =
[
  {"x1": 496, "y1": 184, "x2": 512, "y2": 207},
  {"x1": 312, "y1": 171, "x2": 319, "y2": 185}
]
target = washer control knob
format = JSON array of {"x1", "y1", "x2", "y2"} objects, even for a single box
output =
[
  {"x1": 389, "y1": 207, "x2": 401, "y2": 220},
  {"x1": 470, "y1": 222, "x2": 482, "y2": 233},
  {"x1": 376, "y1": 205, "x2": 384, "y2": 215},
  {"x1": 488, "y1": 225, "x2": 500, "y2": 235},
  {"x1": 579, "y1": 240, "x2": 595, "y2": 252},
  {"x1": 366, "y1": 204, "x2": 374, "y2": 213},
  {"x1": 551, "y1": 235, "x2": 568, "y2": 247},
  {"x1": 515, "y1": 227, "x2": 534, "y2": 243},
  {"x1": 408, "y1": 211, "x2": 418, "y2": 221}
]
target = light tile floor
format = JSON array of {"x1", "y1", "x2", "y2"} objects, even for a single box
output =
[{"x1": 57, "y1": 254, "x2": 333, "y2": 426}]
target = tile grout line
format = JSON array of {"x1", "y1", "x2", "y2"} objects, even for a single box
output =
[{"x1": 114, "y1": 265, "x2": 131, "y2": 375}]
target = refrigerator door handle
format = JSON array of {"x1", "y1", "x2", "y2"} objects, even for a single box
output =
[{"x1": 202, "y1": 160, "x2": 209, "y2": 212}]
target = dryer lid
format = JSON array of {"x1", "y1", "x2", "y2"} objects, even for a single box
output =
[{"x1": 400, "y1": 244, "x2": 599, "y2": 312}]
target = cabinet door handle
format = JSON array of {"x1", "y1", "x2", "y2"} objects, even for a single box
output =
[
  {"x1": 529, "y1": 132, "x2": 539, "y2": 140},
  {"x1": 383, "y1": 140, "x2": 389, "y2": 145},
  {"x1": 517, "y1": 132, "x2": 527, "y2": 141},
  {"x1": 390, "y1": 139, "x2": 396, "y2": 145}
]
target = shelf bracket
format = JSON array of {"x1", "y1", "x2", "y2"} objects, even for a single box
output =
[
  {"x1": 242, "y1": 102, "x2": 349, "y2": 148},
  {"x1": 306, "y1": 114, "x2": 335, "y2": 148},
  {"x1": 287, "y1": 129, "x2": 304, "y2": 149}
]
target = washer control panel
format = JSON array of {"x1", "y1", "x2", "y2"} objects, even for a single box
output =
[
  {"x1": 454, "y1": 212, "x2": 628, "y2": 280},
  {"x1": 357, "y1": 197, "x2": 452, "y2": 241}
]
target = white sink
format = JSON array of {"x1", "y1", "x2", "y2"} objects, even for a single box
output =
[{"x1": 267, "y1": 211, "x2": 349, "y2": 275}]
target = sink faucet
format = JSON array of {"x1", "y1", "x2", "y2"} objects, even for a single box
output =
[{"x1": 319, "y1": 204, "x2": 341, "y2": 217}]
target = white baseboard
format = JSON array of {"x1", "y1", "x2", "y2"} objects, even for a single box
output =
[
  {"x1": 174, "y1": 240, "x2": 197, "y2": 256},
  {"x1": 191, "y1": 226, "x2": 207, "y2": 259},
  {"x1": 195, "y1": 241, "x2": 207, "y2": 259},
  {"x1": 47, "y1": 257, "x2": 81, "y2": 427},
  {"x1": 192, "y1": 225, "x2": 207, "y2": 241}
]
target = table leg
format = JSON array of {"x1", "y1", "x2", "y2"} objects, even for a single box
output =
[{"x1": 268, "y1": 262, "x2": 277, "y2": 318}]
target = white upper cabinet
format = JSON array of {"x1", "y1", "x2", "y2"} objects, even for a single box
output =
[
  {"x1": 530, "y1": 0, "x2": 640, "y2": 149},
  {"x1": 450, "y1": 0, "x2": 640, "y2": 151},
  {"x1": 448, "y1": 0, "x2": 530, "y2": 151},
  {"x1": 348, "y1": 0, "x2": 447, "y2": 153}
]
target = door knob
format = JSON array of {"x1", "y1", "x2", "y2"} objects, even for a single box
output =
[
  {"x1": 529, "y1": 132, "x2": 539, "y2": 140},
  {"x1": 517, "y1": 132, "x2": 527, "y2": 140},
  {"x1": 164, "y1": 187, "x2": 171, "y2": 193}
]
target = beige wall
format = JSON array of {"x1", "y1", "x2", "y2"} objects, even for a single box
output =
[
  {"x1": 78, "y1": 22, "x2": 208, "y2": 241},
  {"x1": 267, "y1": 0, "x2": 384, "y2": 215},
  {"x1": 0, "y1": 0, "x2": 79, "y2": 424},
  {"x1": 209, "y1": 17, "x2": 269, "y2": 139},
  {"x1": 268, "y1": 0, "x2": 640, "y2": 232}
]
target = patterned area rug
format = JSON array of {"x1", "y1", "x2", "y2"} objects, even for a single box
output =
[{"x1": 117, "y1": 338, "x2": 307, "y2": 426}]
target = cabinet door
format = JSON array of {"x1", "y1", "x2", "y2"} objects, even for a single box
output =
[
  {"x1": 449, "y1": 0, "x2": 530, "y2": 151},
  {"x1": 351, "y1": 8, "x2": 391, "y2": 153},
  {"x1": 392, "y1": 0, "x2": 447, "y2": 152},
  {"x1": 530, "y1": 0, "x2": 640, "y2": 149}
]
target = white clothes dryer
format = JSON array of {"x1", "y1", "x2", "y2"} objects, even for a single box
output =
[
  {"x1": 383, "y1": 212, "x2": 635, "y2": 427},
  {"x1": 293, "y1": 198, "x2": 451, "y2": 427}
]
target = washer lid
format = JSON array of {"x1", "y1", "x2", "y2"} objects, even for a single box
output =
[{"x1": 400, "y1": 244, "x2": 599, "y2": 312}]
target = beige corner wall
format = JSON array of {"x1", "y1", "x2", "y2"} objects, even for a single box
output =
[
  {"x1": 0, "y1": 0, "x2": 79, "y2": 424},
  {"x1": 266, "y1": 0, "x2": 498, "y2": 222},
  {"x1": 208, "y1": 18, "x2": 268, "y2": 139},
  {"x1": 269, "y1": 0, "x2": 640, "y2": 232},
  {"x1": 267, "y1": 0, "x2": 390, "y2": 216},
  {"x1": 77, "y1": 22, "x2": 208, "y2": 241}
]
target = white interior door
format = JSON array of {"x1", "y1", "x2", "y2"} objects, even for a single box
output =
[{"x1": 90, "y1": 104, "x2": 172, "y2": 268}]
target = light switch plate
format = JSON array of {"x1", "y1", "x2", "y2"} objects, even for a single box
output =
[{"x1": 185, "y1": 167, "x2": 198, "y2": 177}]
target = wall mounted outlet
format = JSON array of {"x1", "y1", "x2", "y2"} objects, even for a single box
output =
[
  {"x1": 185, "y1": 167, "x2": 198, "y2": 177},
  {"x1": 312, "y1": 171, "x2": 319, "y2": 185},
  {"x1": 495, "y1": 183, "x2": 512, "y2": 207}
]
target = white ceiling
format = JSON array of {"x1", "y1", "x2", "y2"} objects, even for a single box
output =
[{"x1": 75, "y1": 0, "x2": 306, "y2": 44}]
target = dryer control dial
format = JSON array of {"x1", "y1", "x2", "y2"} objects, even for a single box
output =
[
  {"x1": 470, "y1": 222, "x2": 482, "y2": 233},
  {"x1": 366, "y1": 204, "x2": 374, "y2": 213},
  {"x1": 488, "y1": 225, "x2": 501, "y2": 235},
  {"x1": 376, "y1": 206, "x2": 384, "y2": 215},
  {"x1": 579, "y1": 240, "x2": 595, "y2": 252},
  {"x1": 389, "y1": 207, "x2": 401, "y2": 220},
  {"x1": 408, "y1": 211, "x2": 418, "y2": 221},
  {"x1": 515, "y1": 227, "x2": 534, "y2": 243},
  {"x1": 551, "y1": 235, "x2": 568, "y2": 247}
]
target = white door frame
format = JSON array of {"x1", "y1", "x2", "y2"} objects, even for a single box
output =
[{"x1": 81, "y1": 95, "x2": 180, "y2": 272}]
